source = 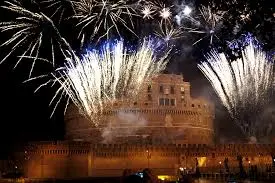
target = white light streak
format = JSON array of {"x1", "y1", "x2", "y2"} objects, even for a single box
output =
[
  {"x1": 159, "y1": 7, "x2": 171, "y2": 20},
  {"x1": 72, "y1": 0, "x2": 138, "y2": 43},
  {"x1": 141, "y1": 5, "x2": 155, "y2": 19},
  {"x1": 45, "y1": 39, "x2": 169, "y2": 126},
  {"x1": 198, "y1": 42, "x2": 274, "y2": 138}
]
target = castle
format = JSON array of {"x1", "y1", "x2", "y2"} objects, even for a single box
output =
[
  {"x1": 65, "y1": 74, "x2": 214, "y2": 144},
  {"x1": 18, "y1": 74, "x2": 275, "y2": 179}
]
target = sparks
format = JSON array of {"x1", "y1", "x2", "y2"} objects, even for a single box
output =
[
  {"x1": 72, "y1": 0, "x2": 138, "y2": 43},
  {"x1": 46, "y1": 38, "x2": 170, "y2": 126},
  {"x1": 188, "y1": 5, "x2": 226, "y2": 45},
  {"x1": 0, "y1": 0, "x2": 71, "y2": 77},
  {"x1": 154, "y1": 22, "x2": 184, "y2": 42},
  {"x1": 159, "y1": 7, "x2": 171, "y2": 20},
  {"x1": 198, "y1": 40, "x2": 274, "y2": 139},
  {"x1": 141, "y1": 5, "x2": 155, "y2": 19},
  {"x1": 40, "y1": 0, "x2": 75, "y2": 24}
]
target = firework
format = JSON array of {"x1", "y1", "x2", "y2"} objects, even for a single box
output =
[
  {"x1": 174, "y1": 3, "x2": 195, "y2": 26},
  {"x1": 159, "y1": 7, "x2": 171, "y2": 20},
  {"x1": 154, "y1": 22, "x2": 184, "y2": 42},
  {"x1": 72, "y1": 0, "x2": 138, "y2": 43},
  {"x1": 141, "y1": 5, "x2": 155, "y2": 19},
  {"x1": 138, "y1": 0, "x2": 172, "y2": 21},
  {"x1": 0, "y1": 0, "x2": 74, "y2": 77},
  {"x1": 40, "y1": 0, "x2": 75, "y2": 24},
  {"x1": 198, "y1": 41, "x2": 274, "y2": 139},
  {"x1": 46, "y1": 38, "x2": 169, "y2": 126},
  {"x1": 187, "y1": 5, "x2": 226, "y2": 45}
]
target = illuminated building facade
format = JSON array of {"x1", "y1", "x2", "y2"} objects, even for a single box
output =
[
  {"x1": 65, "y1": 74, "x2": 215, "y2": 144},
  {"x1": 18, "y1": 74, "x2": 275, "y2": 179}
]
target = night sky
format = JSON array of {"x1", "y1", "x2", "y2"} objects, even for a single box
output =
[{"x1": 0, "y1": 0, "x2": 274, "y2": 157}]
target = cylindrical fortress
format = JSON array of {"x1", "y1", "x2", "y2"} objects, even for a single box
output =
[{"x1": 65, "y1": 74, "x2": 215, "y2": 144}]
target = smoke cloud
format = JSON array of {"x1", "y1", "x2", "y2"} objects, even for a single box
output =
[{"x1": 101, "y1": 110, "x2": 147, "y2": 143}]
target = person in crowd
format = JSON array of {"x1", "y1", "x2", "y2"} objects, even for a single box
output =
[{"x1": 143, "y1": 168, "x2": 158, "y2": 183}]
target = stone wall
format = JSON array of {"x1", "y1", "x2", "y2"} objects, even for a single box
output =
[{"x1": 21, "y1": 142, "x2": 275, "y2": 178}]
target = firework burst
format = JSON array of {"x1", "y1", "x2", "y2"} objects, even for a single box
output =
[
  {"x1": 154, "y1": 22, "x2": 184, "y2": 42},
  {"x1": 198, "y1": 41, "x2": 274, "y2": 139},
  {"x1": 0, "y1": 1, "x2": 64, "y2": 77},
  {"x1": 72, "y1": 0, "x2": 138, "y2": 44},
  {"x1": 44, "y1": 38, "x2": 169, "y2": 126},
  {"x1": 40, "y1": 0, "x2": 75, "y2": 24},
  {"x1": 187, "y1": 5, "x2": 226, "y2": 45},
  {"x1": 141, "y1": 4, "x2": 155, "y2": 19}
]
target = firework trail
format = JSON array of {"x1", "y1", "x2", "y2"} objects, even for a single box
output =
[
  {"x1": 0, "y1": 0, "x2": 75, "y2": 77},
  {"x1": 154, "y1": 21, "x2": 184, "y2": 42},
  {"x1": 198, "y1": 41, "x2": 274, "y2": 139},
  {"x1": 187, "y1": 5, "x2": 226, "y2": 45},
  {"x1": 40, "y1": 0, "x2": 75, "y2": 24},
  {"x1": 44, "y1": 38, "x2": 169, "y2": 126},
  {"x1": 72, "y1": 0, "x2": 138, "y2": 44},
  {"x1": 138, "y1": 1, "x2": 184, "y2": 43}
]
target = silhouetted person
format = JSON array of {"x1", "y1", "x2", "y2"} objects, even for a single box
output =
[
  {"x1": 195, "y1": 158, "x2": 200, "y2": 178},
  {"x1": 179, "y1": 174, "x2": 193, "y2": 183},
  {"x1": 237, "y1": 155, "x2": 246, "y2": 178},
  {"x1": 224, "y1": 158, "x2": 229, "y2": 174},
  {"x1": 143, "y1": 168, "x2": 157, "y2": 183}
]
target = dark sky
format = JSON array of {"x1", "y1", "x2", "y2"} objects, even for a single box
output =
[{"x1": 0, "y1": 0, "x2": 274, "y2": 157}]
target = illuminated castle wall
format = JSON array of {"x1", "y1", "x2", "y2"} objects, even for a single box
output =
[
  {"x1": 18, "y1": 74, "x2": 275, "y2": 179},
  {"x1": 22, "y1": 142, "x2": 275, "y2": 178},
  {"x1": 65, "y1": 74, "x2": 215, "y2": 144}
]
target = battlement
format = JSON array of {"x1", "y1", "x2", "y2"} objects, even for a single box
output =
[
  {"x1": 20, "y1": 141, "x2": 275, "y2": 178},
  {"x1": 25, "y1": 141, "x2": 275, "y2": 157}
]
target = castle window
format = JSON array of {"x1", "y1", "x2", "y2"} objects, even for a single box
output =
[
  {"x1": 170, "y1": 99, "x2": 175, "y2": 106},
  {"x1": 165, "y1": 98, "x2": 169, "y2": 106},
  {"x1": 134, "y1": 102, "x2": 137, "y2": 105},
  {"x1": 170, "y1": 86, "x2": 175, "y2": 94},
  {"x1": 159, "y1": 85, "x2": 164, "y2": 93},
  {"x1": 191, "y1": 104, "x2": 195, "y2": 107},
  {"x1": 198, "y1": 105, "x2": 201, "y2": 108},
  {"x1": 148, "y1": 94, "x2": 152, "y2": 101},
  {"x1": 159, "y1": 98, "x2": 170, "y2": 106},
  {"x1": 147, "y1": 85, "x2": 152, "y2": 93},
  {"x1": 181, "y1": 95, "x2": 185, "y2": 102},
  {"x1": 159, "y1": 98, "x2": 165, "y2": 106}
]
